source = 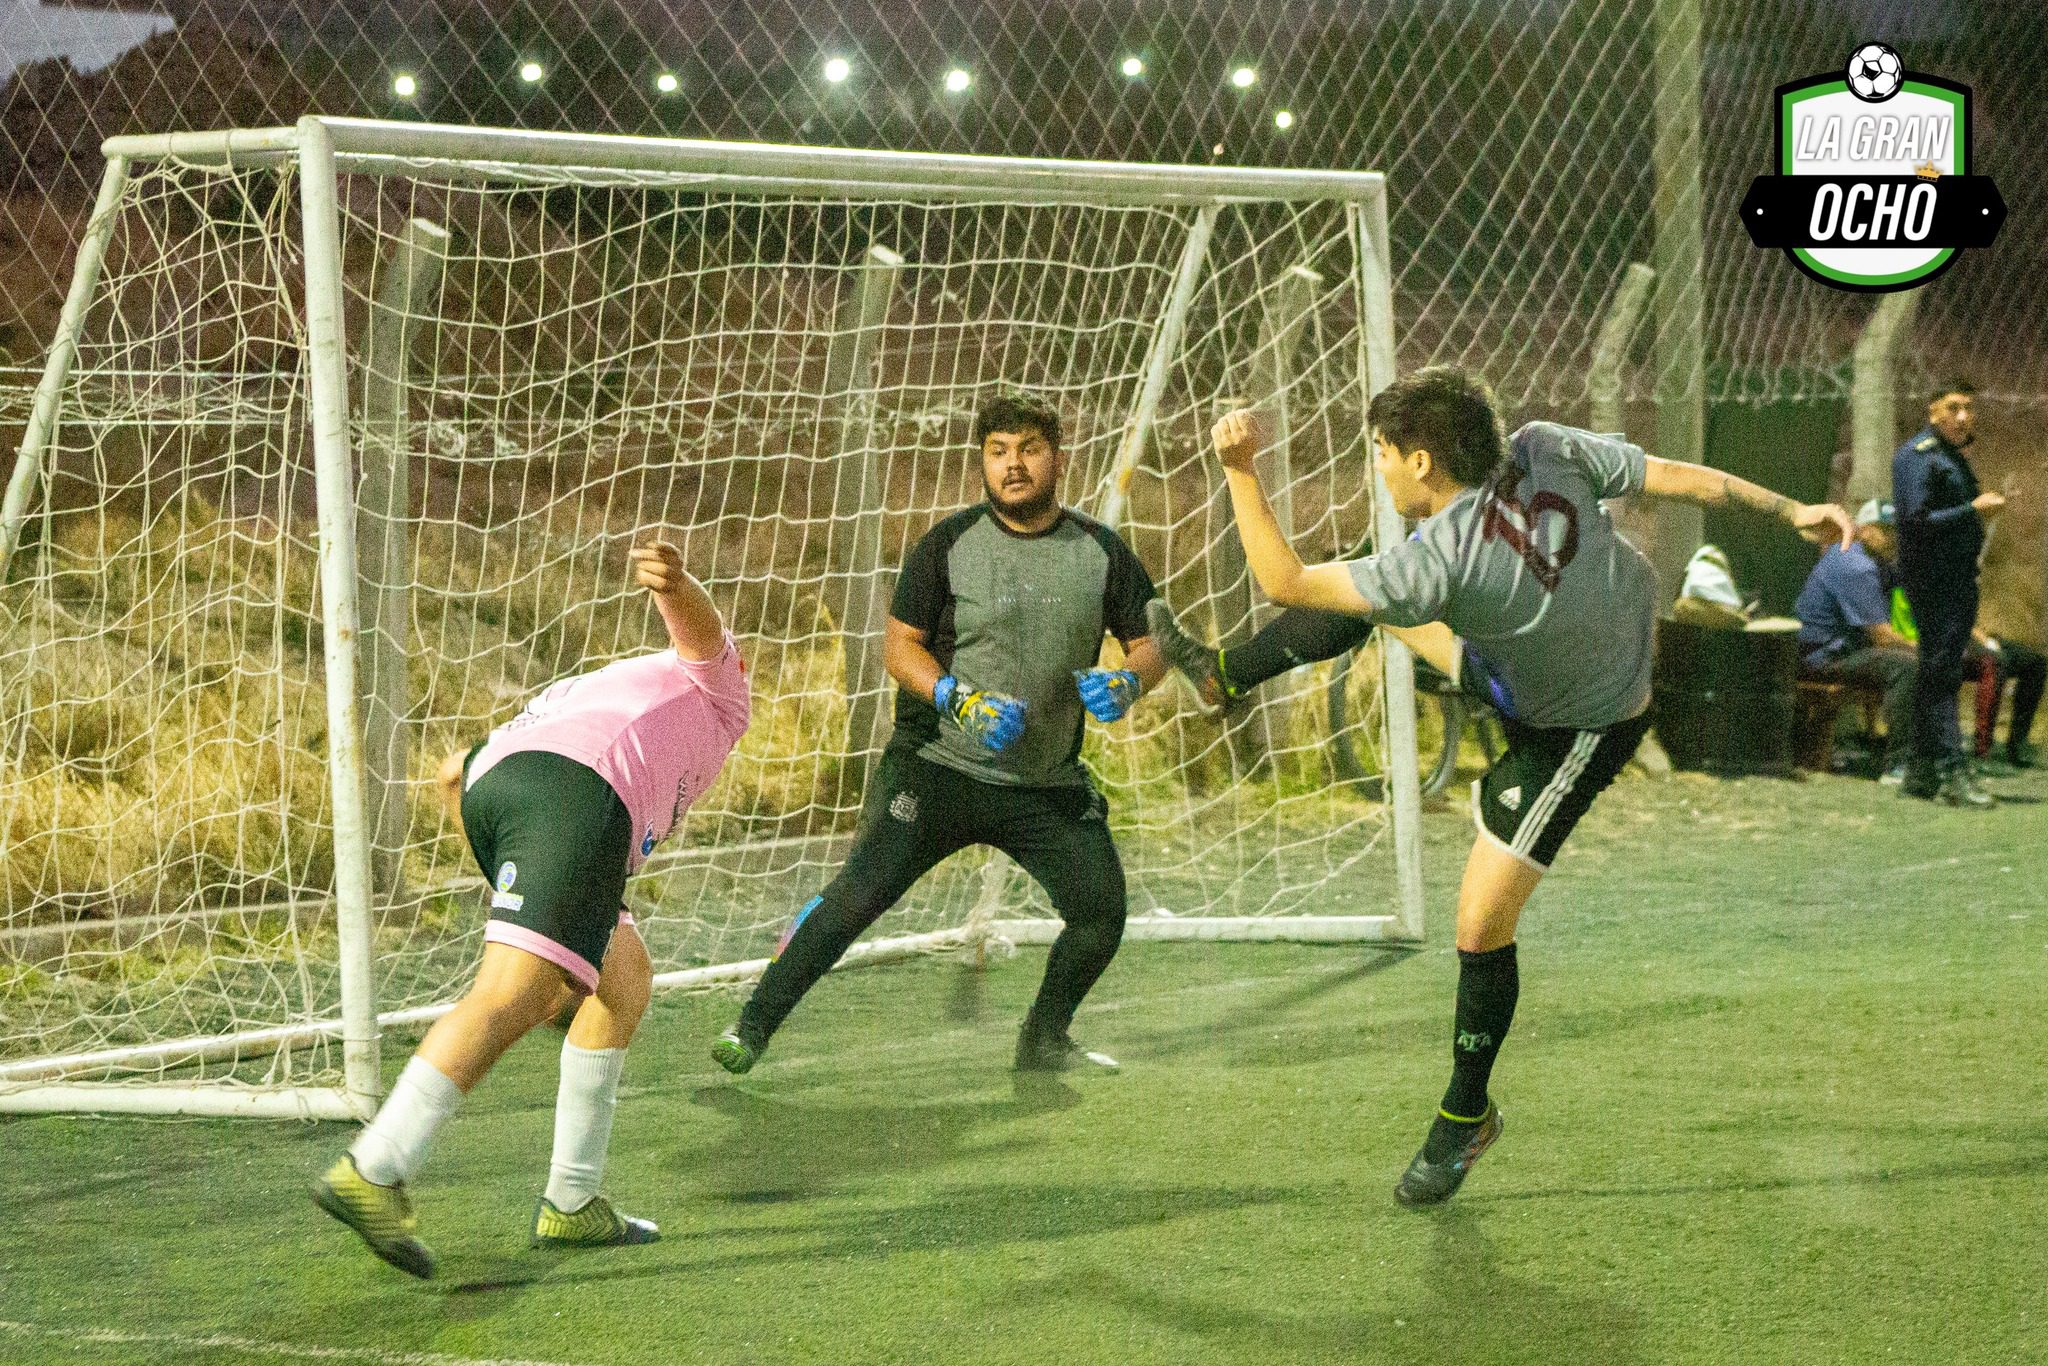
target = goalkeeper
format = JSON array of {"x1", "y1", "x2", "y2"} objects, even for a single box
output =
[
  {"x1": 713, "y1": 392, "x2": 1165, "y2": 1075},
  {"x1": 314, "y1": 541, "x2": 749, "y2": 1278},
  {"x1": 1151, "y1": 368, "x2": 1850, "y2": 1206}
]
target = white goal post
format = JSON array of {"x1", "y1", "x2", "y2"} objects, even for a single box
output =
[{"x1": 0, "y1": 117, "x2": 1422, "y2": 1121}]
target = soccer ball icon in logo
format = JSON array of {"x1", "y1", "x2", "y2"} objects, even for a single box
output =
[{"x1": 1846, "y1": 42, "x2": 1903, "y2": 102}]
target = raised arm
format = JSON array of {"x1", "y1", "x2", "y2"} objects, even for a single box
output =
[
  {"x1": 1213, "y1": 410, "x2": 1376, "y2": 616},
  {"x1": 630, "y1": 540, "x2": 726, "y2": 661},
  {"x1": 1639, "y1": 456, "x2": 1853, "y2": 549}
]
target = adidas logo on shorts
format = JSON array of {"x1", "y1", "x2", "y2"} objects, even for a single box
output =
[{"x1": 1497, "y1": 785, "x2": 1522, "y2": 812}]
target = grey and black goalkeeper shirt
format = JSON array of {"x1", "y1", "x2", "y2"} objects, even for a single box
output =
[
  {"x1": 1346, "y1": 422, "x2": 1658, "y2": 730},
  {"x1": 890, "y1": 504, "x2": 1156, "y2": 786}
]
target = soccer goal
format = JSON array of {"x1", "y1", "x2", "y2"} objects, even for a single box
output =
[{"x1": 0, "y1": 118, "x2": 1422, "y2": 1121}]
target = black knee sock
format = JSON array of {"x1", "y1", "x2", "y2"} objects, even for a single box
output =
[
  {"x1": 1023, "y1": 914, "x2": 1127, "y2": 1038},
  {"x1": 740, "y1": 895, "x2": 870, "y2": 1041},
  {"x1": 1218, "y1": 607, "x2": 1374, "y2": 694},
  {"x1": 1423, "y1": 943, "x2": 1519, "y2": 1161}
]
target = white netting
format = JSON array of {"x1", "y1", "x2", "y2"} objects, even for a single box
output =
[{"x1": 0, "y1": 144, "x2": 1409, "y2": 1096}]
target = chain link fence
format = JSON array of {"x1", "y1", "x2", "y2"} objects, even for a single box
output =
[{"x1": 0, "y1": 0, "x2": 2042, "y2": 410}]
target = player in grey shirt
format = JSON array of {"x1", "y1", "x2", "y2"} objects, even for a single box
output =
[
  {"x1": 1155, "y1": 365, "x2": 1849, "y2": 1205},
  {"x1": 712, "y1": 391, "x2": 1168, "y2": 1077}
]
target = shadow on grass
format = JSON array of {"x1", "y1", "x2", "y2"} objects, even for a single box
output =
[
  {"x1": 996, "y1": 1205, "x2": 1646, "y2": 1363},
  {"x1": 1463, "y1": 1148, "x2": 2048, "y2": 1206},
  {"x1": 944, "y1": 955, "x2": 991, "y2": 1024},
  {"x1": 673, "y1": 1072, "x2": 1083, "y2": 1201},
  {"x1": 1118, "y1": 950, "x2": 1419, "y2": 1064},
  {"x1": 495, "y1": 1178, "x2": 1318, "y2": 1294}
]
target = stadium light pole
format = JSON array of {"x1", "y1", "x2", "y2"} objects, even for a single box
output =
[
  {"x1": 1274, "y1": 109, "x2": 1295, "y2": 130},
  {"x1": 823, "y1": 56, "x2": 851, "y2": 84},
  {"x1": 1120, "y1": 56, "x2": 1145, "y2": 79},
  {"x1": 391, "y1": 73, "x2": 417, "y2": 100},
  {"x1": 518, "y1": 60, "x2": 544, "y2": 84},
  {"x1": 944, "y1": 67, "x2": 971, "y2": 94},
  {"x1": 1230, "y1": 66, "x2": 1258, "y2": 89},
  {"x1": 655, "y1": 72, "x2": 679, "y2": 95}
]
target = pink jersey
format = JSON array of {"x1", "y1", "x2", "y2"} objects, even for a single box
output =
[{"x1": 467, "y1": 633, "x2": 750, "y2": 872}]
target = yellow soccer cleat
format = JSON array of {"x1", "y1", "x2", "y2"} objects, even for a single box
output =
[
  {"x1": 530, "y1": 1194, "x2": 661, "y2": 1249},
  {"x1": 313, "y1": 1154, "x2": 437, "y2": 1278}
]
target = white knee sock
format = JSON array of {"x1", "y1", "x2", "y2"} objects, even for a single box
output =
[
  {"x1": 350, "y1": 1056, "x2": 463, "y2": 1187},
  {"x1": 544, "y1": 1042, "x2": 626, "y2": 1213}
]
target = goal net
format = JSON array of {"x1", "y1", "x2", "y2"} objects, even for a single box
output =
[{"x1": 0, "y1": 118, "x2": 1419, "y2": 1119}]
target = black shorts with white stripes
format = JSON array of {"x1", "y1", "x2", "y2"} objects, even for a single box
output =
[{"x1": 1472, "y1": 710, "x2": 1654, "y2": 870}]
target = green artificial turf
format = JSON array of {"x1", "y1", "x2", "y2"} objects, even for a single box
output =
[{"x1": 4, "y1": 768, "x2": 2044, "y2": 1364}]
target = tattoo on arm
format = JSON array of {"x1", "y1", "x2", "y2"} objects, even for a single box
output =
[{"x1": 1716, "y1": 473, "x2": 1792, "y2": 519}]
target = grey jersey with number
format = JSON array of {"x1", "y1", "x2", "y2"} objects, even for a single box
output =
[
  {"x1": 1346, "y1": 422, "x2": 1657, "y2": 730},
  {"x1": 890, "y1": 504, "x2": 1156, "y2": 786}
]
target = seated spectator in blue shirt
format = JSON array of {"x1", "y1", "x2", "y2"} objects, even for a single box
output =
[{"x1": 1794, "y1": 499, "x2": 1916, "y2": 780}]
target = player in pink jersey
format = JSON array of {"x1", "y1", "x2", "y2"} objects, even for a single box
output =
[{"x1": 315, "y1": 541, "x2": 748, "y2": 1278}]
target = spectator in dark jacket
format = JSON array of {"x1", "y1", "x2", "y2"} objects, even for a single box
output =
[{"x1": 1891, "y1": 380, "x2": 2003, "y2": 807}]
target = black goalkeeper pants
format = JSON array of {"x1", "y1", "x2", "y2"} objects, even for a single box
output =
[{"x1": 741, "y1": 745, "x2": 1128, "y2": 1042}]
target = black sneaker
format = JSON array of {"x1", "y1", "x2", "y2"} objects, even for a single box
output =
[
  {"x1": 1014, "y1": 1026, "x2": 1120, "y2": 1073},
  {"x1": 2007, "y1": 742, "x2": 2036, "y2": 770},
  {"x1": 1394, "y1": 1105, "x2": 1504, "y2": 1208},
  {"x1": 1899, "y1": 762, "x2": 1942, "y2": 800},
  {"x1": 1144, "y1": 599, "x2": 1233, "y2": 718},
  {"x1": 1939, "y1": 764, "x2": 1996, "y2": 809},
  {"x1": 710, "y1": 1024, "x2": 767, "y2": 1074}
]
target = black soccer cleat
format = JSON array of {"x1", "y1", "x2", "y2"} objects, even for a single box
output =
[
  {"x1": 710, "y1": 1024, "x2": 766, "y2": 1074},
  {"x1": 1014, "y1": 1025, "x2": 1120, "y2": 1073},
  {"x1": 1394, "y1": 1104, "x2": 1503, "y2": 1208},
  {"x1": 1145, "y1": 599, "x2": 1234, "y2": 718},
  {"x1": 1898, "y1": 762, "x2": 1942, "y2": 801}
]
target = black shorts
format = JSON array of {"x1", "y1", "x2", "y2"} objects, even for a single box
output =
[
  {"x1": 460, "y1": 747, "x2": 633, "y2": 990},
  {"x1": 1471, "y1": 710, "x2": 1653, "y2": 870}
]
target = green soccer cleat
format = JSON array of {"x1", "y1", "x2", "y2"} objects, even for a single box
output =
[
  {"x1": 1394, "y1": 1104, "x2": 1504, "y2": 1208},
  {"x1": 1014, "y1": 1025, "x2": 1120, "y2": 1073},
  {"x1": 530, "y1": 1195, "x2": 661, "y2": 1249},
  {"x1": 1145, "y1": 599, "x2": 1235, "y2": 718},
  {"x1": 313, "y1": 1154, "x2": 437, "y2": 1279},
  {"x1": 710, "y1": 1024, "x2": 765, "y2": 1075}
]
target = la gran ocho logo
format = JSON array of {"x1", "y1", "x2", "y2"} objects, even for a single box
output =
[{"x1": 1739, "y1": 42, "x2": 2006, "y2": 291}]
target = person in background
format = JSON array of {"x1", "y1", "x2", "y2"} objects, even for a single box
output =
[
  {"x1": 1889, "y1": 587, "x2": 2043, "y2": 773},
  {"x1": 1891, "y1": 380, "x2": 2001, "y2": 806},
  {"x1": 1792, "y1": 499, "x2": 1916, "y2": 784}
]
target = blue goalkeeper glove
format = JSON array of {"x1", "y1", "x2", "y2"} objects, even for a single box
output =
[
  {"x1": 1074, "y1": 668, "x2": 1141, "y2": 723},
  {"x1": 933, "y1": 675, "x2": 1027, "y2": 753}
]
